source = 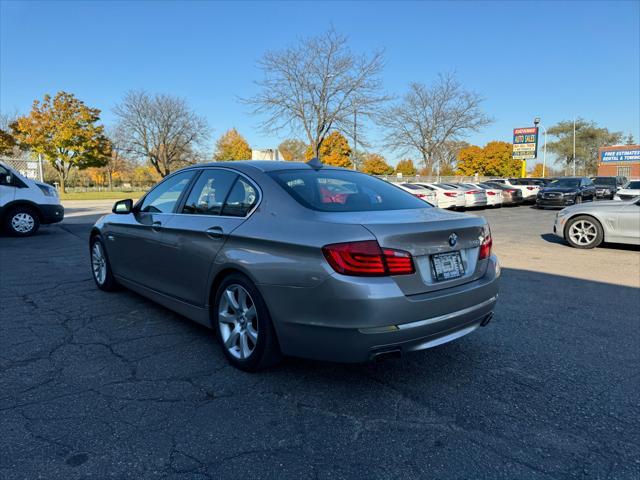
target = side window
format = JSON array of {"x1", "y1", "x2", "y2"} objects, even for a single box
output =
[
  {"x1": 139, "y1": 171, "x2": 194, "y2": 213},
  {"x1": 0, "y1": 165, "x2": 9, "y2": 185},
  {"x1": 221, "y1": 177, "x2": 259, "y2": 217},
  {"x1": 182, "y1": 169, "x2": 237, "y2": 215}
]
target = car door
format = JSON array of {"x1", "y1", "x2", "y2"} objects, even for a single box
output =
[
  {"x1": 159, "y1": 168, "x2": 260, "y2": 306},
  {"x1": 617, "y1": 200, "x2": 640, "y2": 242},
  {"x1": 582, "y1": 178, "x2": 596, "y2": 200},
  {"x1": 105, "y1": 170, "x2": 196, "y2": 290},
  {"x1": 0, "y1": 164, "x2": 16, "y2": 207}
]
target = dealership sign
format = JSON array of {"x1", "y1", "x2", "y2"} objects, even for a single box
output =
[
  {"x1": 600, "y1": 148, "x2": 640, "y2": 163},
  {"x1": 512, "y1": 127, "x2": 538, "y2": 159}
]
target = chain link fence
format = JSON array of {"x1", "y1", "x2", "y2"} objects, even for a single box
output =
[
  {"x1": 375, "y1": 174, "x2": 491, "y2": 184},
  {"x1": 0, "y1": 155, "x2": 44, "y2": 181}
]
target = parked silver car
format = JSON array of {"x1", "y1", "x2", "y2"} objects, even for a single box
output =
[
  {"x1": 90, "y1": 161, "x2": 500, "y2": 370},
  {"x1": 554, "y1": 197, "x2": 640, "y2": 248}
]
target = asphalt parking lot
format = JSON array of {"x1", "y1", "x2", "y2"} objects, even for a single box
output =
[{"x1": 1, "y1": 201, "x2": 639, "y2": 479}]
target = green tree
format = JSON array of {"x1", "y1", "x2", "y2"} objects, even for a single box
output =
[
  {"x1": 213, "y1": 128, "x2": 252, "y2": 161},
  {"x1": 547, "y1": 119, "x2": 622, "y2": 175},
  {"x1": 305, "y1": 131, "x2": 352, "y2": 168},
  {"x1": 360, "y1": 153, "x2": 393, "y2": 175},
  {"x1": 11, "y1": 92, "x2": 110, "y2": 192},
  {"x1": 278, "y1": 138, "x2": 307, "y2": 161},
  {"x1": 395, "y1": 159, "x2": 416, "y2": 176}
]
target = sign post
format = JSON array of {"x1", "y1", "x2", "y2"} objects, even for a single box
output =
[{"x1": 512, "y1": 127, "x2": 539, "y2": 177}]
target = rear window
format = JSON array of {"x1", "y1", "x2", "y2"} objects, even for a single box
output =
[
  {"x1": 592, "y1": 177, "x2": 616, "y2": 186},
  {"x1": 268, "y1": 169, "x2": 430, "y2": 212},
  {"x1": 400, "y1": 183, "x2": 422, "y2": 190},
  {"x1": 625, "y1": 181, "x2": 640, "y2": 189}
]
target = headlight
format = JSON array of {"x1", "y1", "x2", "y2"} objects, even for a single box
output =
[
  {"x1": 36, "y1": 184, "x2": 57, "y2": 197},
  {"x1": 562, "y1": 192, "x2": 575, "y2": 196},
  {"x1": 557, "y1": 210, "x2": 568, "y2": 217},
  {"x1": 603, "y1": 189, "x2": 611, "y2": 194}
]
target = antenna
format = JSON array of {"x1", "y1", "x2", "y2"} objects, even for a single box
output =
[{"x1": 306, "y1": 157, "x2": 323, "y2": 170}]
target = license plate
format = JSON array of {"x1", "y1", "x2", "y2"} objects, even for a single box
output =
[{"x1": 431, "y1": 251, "x2": 465, "y2": 281}]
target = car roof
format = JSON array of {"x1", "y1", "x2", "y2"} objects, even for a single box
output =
[{"x1": 189, "y1": 160, "x2": 346, "y2": 173}]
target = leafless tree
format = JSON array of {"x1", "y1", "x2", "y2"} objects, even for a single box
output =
[
  {"x1": 244, "y1": 29, "x2": 388, "y2": 158},
  {"x1": 113, "y1": 91, "x2": 209, "y2": 177},
  {"x1": 379, "y1": 74, "x2": 492, "y2": 173}
]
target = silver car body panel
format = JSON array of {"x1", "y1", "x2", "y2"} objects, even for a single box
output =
[
  {"x1": 93, "y1": 161, "x2": 500, "y2": 362},
  {"x1": 554, "y1": 198, "x2": 640, "y2": 245}
]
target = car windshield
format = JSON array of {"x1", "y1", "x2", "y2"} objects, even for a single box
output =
[
  {"x1": 624, "y1": 181, "x2": 640, "y2": 189},
  {"x1": 592, "y1": 177, "x2": 616, "y2": 186},
  {"x1": 268, "y1": 169, "x2": 430, "y2": 212},
  {"x1": 549, "y1": 178, "x2": 580, "y2": 188}
]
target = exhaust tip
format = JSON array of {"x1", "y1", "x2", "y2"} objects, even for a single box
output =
[
  {"x1": 369, "y1": 348, "x2": 402, "y2": 362},
  {"x1": 480, "y1": 312, "x2": 493, "y2": 327}
]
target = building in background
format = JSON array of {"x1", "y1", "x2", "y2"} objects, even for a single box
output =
[
  {"x1": 597, "y1": 145, "x2": 640, "y2": 179},
  {"x1": 251, "y1": 148, "x2": 284, "y2": 161}
]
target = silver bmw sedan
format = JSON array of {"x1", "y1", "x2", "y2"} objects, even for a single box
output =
[{"x1": 90, "y1": 160, "x2": 500, "y2": 371}]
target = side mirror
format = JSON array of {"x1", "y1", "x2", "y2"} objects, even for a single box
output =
[
  {"x1": 3, "y1": 174, "x2": 11, "y2": 185},
  {"x1": 112, "y1": 199, "x2": 133, "y2": 214}
]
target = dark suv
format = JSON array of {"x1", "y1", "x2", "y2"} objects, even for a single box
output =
[
  {"x1": 590, "y1": 176, "x2": 626, "y2": 199},
  {"x1": 536, "y1": 177, "x2": 596, "y2": 208}
]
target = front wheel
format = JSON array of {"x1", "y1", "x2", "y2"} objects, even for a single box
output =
[
  {"x1": 565, "y1": 215, "x2": 603, "y2": 249},
  {"x1": 214, "y1": 273, "x2": 281, "y2": 371},
  {"x1": 90, "y1": 236, "x2": 119, "y2": 291},
  {"x1": 4, "y1": 207, "x2": 40, "y2": 236},
  {"x1": 574, "y1": 195, "x2": 583, "y2": 205}
]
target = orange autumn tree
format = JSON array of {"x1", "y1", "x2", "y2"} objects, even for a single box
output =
[
  {"x1": 305, "y1": 131, "x2": 352, "y2": 168},
  {"x1": 395, "y1": 159, "x2": 416, "y2": 176},
  {"x1": 456, "y1": 142, "x2": 519, "y2": 177},
  {"x1": 360, "y1": 153, "x2": 393, "y2": 175},
  {"x1": 11, "y1": 92, "x2": 111, "y2": 192},
  {"x1": 213, "y1": 128, "x2": 252, "y2": 161}
]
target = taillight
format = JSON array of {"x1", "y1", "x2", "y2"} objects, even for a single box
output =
[
  {"x1": 487, "y1": 191, "x2": 496, "y2": 196},
  {"x1": 322, "y1": 240, "x2": 415, "y2": 276},
  {"x1": 526, "y1": 186, "x2": 535, "y2": 190},
  {"x1": 465, "y1": 190, "x2": 480, "y2": 194},
  {"x1": 506, "y1": 189, "x2": 516, "y2": 193},
  {"x1": 444, "y1": 192, "x2": 457, "y2": 197},
  {"x1": 414, "y1": 193, "x2": 427, "y2": 198},
  {"x1": 479, "y1": 231, "x2": 492, "y2": 260}
]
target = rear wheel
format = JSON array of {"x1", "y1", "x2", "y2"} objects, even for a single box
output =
[
  {"x1": 214, "y1": 273, "x2": 281, "y2": 371},
  {"x1": 574, "y1": 195, "x2": 583, "y2": 204},
  {"x1": 4, "y1": 206, "x2": 40, "y2": 236},
  {"x1": 565, "y1": 216, "x2": 603, "y2": 249}
]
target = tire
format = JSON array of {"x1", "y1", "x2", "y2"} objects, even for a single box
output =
[
  {"x1": 90, "y1": 236, "x2": 119, "y2": 291},
  {"x1": 214, "y1": 273, "x2": 282, "y2": 371},
  {"x1": 4, "y1": 206, "x2": 40, "y2": 236},
  {"x1": 574, "y1": 195, "x2": 582, "y2": 204},
  {"x1": 564, "y1": 215, "x2": 604, "y2": 249}
]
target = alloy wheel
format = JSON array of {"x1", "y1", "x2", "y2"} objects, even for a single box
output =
[
  {"x1": 218, "y1": 284, "x2": 258, "y2": 360},
  {"x1": 11, "y1": 212, "x2": 35, "y2": 234},
  {"x1": 568, "y1": 220, "x2": 597, "y2": 246},
  {"x1": 91, "y1": 242, "x2": 107, "y2": 285}
]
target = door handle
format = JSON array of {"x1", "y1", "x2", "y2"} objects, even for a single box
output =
[
  {"x1": 205, "y1": 226, "x2": 224, "y2": 239},
  {"x1": 151, "y1": 221, "x2": 162, "y2": 231}
]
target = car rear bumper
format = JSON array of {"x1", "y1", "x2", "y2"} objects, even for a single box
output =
[
  {"x1": 39, "y1": 204, "x2": 65, "y2": 224},
  {"x1": 259, "y1": 255, "x2": 500, "y2": 363}
]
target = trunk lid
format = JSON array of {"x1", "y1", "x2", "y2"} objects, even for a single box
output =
[{"x1": 315, "y1": 208, "x2": 489, "y2": 295}]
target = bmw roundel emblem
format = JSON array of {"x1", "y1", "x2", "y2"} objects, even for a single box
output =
[{"x1": 448, "y1": 233, "x2": 458, "y2": 247}]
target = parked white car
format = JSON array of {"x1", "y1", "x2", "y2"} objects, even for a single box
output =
[
  {"x1": 395, "y1": 183, "x2": 437, "y2": 205},
  {"x1": 0, "y1": 161, "x2": 64, "y2": 236},
  {"x1": 489, "y1": 178, "x2": 540, "y2": 203},
  {"x1": 614, "y1": 180, "x2": 640, "y2": 201},
  {"x1": 464, "y1": 183, "x2": 504, "y2": 207},
  {"x1": 439, "y1": 183, "x2": 488, "y2": 208},
  {"x1": 414, "y1": 183, "x2": 465, "y2": 209}
]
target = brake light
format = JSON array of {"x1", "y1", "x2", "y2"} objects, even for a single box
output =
[
  {"x1": 506, "y1": 189, "x2": 516, "y2": 193},
  {"x1": 487, "y1": 191, "x2": 496, "y2": 196},
  {"x1": 414, "y1": 193, "x2": 427, "y2": 198},
  {"x1": 526, "y1": 186, "x2": 535, "y2": 190},
  {"x1": 479, "y1": 232, "x2": 492, "y2": 260},
  {"x1": 322, "y1": 240, "x2": 415, "y2": 276},
  {"x1": 444, "y1": 192, "x2": 457, "y2": 197},
  {"x1": 465, "y1": 190, "x2": 480, "y2": 194}
]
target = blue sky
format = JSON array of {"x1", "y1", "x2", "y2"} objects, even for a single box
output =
[{"x1": 1, "y1": 0, "x2": 639, "y2": 167}]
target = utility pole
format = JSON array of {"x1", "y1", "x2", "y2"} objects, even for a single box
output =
[
  {"x1": 534, "y1": 117, "x2": 547, "y2": 177},
  {"x1": 573, "y1": 117, "x2": 576, "y2": 176},
  {"x1": 352, "y1": 108, "x2": 357, "y2": 170}
]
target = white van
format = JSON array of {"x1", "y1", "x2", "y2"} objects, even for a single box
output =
[{"x1": 0, "y1": 161, "x2": 64, "y2": 236}]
